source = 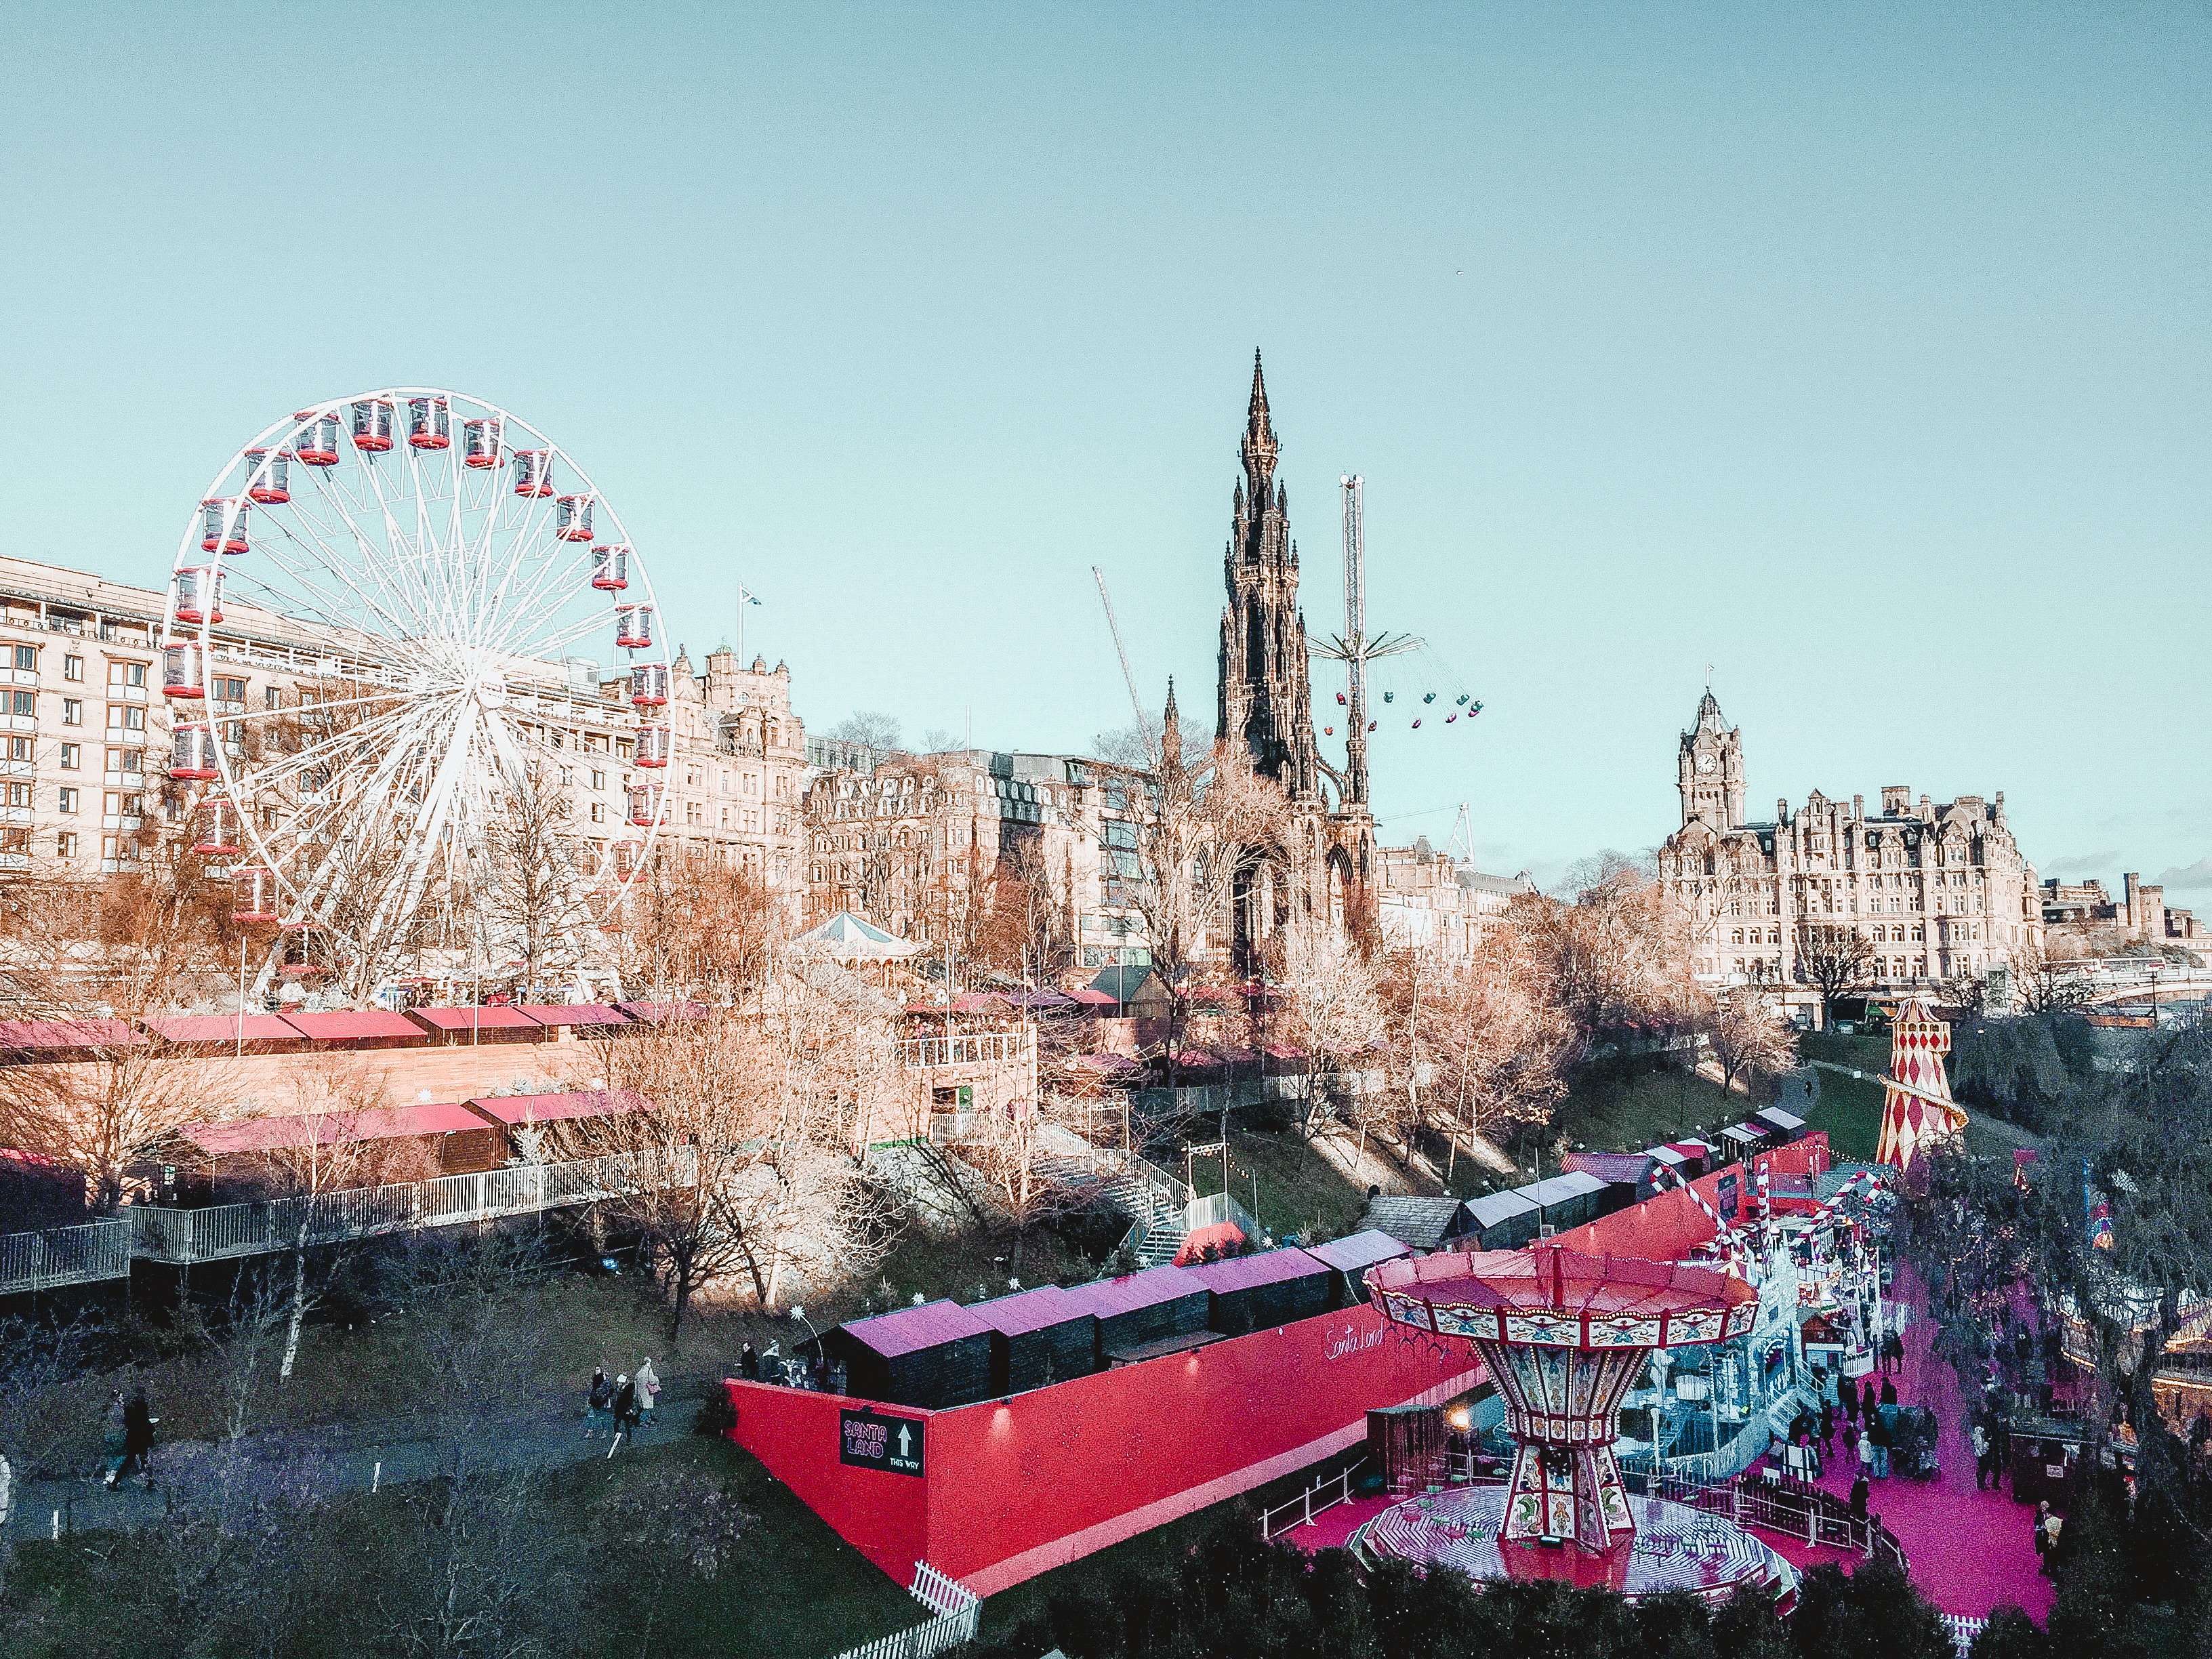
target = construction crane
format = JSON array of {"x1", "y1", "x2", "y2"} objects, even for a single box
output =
[{"x1": 1092, "y1": 566, "x2": 1155, "y2": 761}]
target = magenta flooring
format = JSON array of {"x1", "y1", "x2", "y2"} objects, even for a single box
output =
[
  {"x1": 1283, "y1": 1262, "x2": 2051, "y2": 1622},
  {"x1": 1793, "y1": 1258, "x2": 2053, "y2": 1621}
]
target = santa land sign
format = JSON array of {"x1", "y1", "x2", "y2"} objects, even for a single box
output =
[{"x1": 840, "y1": 1408, "x2": 925, "y2": 1477}]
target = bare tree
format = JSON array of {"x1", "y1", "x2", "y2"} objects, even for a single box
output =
[
  {"x1": 480, "y1": 763, "x2": 596, "y2": 995},
  {"x1": 1794, "y1": 919, "x2": 1874, "y2": 1029},
  {"x1": 576, "y1": 977, "x2": 901, "y2": 1336},
  {"x1": 611, "y1": 852, "x2": 780, "y2": 1002},
  {"x1": 1512, "y1": 853, "x2": 1698, "y2": 1047},
  {"x1": 1279, "y1": 919, "x2": 1387, "y2": 1140},
  {"x1": 1706, "y1": 979, "x2": 1797, "y2": 1099},
  {"x1": 2010, "y1": 938, "x2": 2090, "y2": 1015},
  {"x1": 827, "y1": 710, "x2": 904, "y2": 752}
]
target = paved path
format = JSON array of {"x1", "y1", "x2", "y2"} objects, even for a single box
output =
[
  {"x1": 4, "y1": 1387, "x2": 709, "y2": 1540},
  {"x1": 1796, "y1": 1258, "x2": 2053, "y2": 1620}
]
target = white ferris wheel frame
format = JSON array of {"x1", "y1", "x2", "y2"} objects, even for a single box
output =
[{"x1": 161, "y1": 387, "x2": 671, "y2": 992}]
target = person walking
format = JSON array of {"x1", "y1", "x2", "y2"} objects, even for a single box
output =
[
  {"x1": 739, "y1": 1343, "x2": 760, "y2": 1382},
  {"x1": 1858, "y1": 1421, "x2": 1875, "y2": 1482},
  {"x1": 607, "y1": 1374, "x2": 640, "y2": 1458},
  {"x1": 585, "y1": 1367, "x2": 613, "y2": 1438},
  {"x1": 635, "y1": 1357, "x2": 661, "y2": 1428},
  {"x1": 1971, "y1": 1420, "x2": 1992, "y2": 1491},
  {"x1": 1849, "y1": 1472, "x2": 1870, "y2": 1519},
  {"x1": 1881, "y1": 1376, "x2": 1899, "y2": 1409},
  {"x1": 1885, "y1": 1330, "x2": 1907, "y2": 1375},
  {"x1": 1818, "y1": 1401, "x2": 1835, "y2": 1459},
  {"x1": 1868, "y1": 1411, "x2": 1891, "y2": 1480},
  {"x1": 121, "y1": 1388, "x2": 155, "y2": 1488},
  {"x1": 1842, "y1": 1382, "x2": 1858, "y2": 1429},
  {"x1": 2032, "y1": 1500, "x2": 2053, "y2": 1570},
  {"x1": 99, "y1": 1390, "x2": 128, "y2": 1489},
  {"x1": 1861, "y1": 1377, "x2": 1878, "y2": 1423}
]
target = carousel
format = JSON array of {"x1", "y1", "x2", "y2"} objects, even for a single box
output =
[{"x1": 1358, "y1": 1246, "x2": 1803, "y2": 1607}]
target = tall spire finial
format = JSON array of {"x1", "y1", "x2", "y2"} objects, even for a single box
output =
[{"x1": 1241, "y1": 350, "x2": 1279, "y2": 490}]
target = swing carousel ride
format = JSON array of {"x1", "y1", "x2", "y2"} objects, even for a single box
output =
[{"x1": 161, "y1": 390, "x2": 670, "y2": 1002}]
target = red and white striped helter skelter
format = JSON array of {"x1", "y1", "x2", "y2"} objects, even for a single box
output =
[
  {"x1": 1368, "y1": 1248, "x2": 1758, "y2": 1555},
  {"x1": 161, "y1": 390, "x2": 672, "y2": 998}
]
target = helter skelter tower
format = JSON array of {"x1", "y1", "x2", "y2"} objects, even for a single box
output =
[
  {"x1": 1875, "y1": 999, "x2": 1968, "y2": 1181},
  {"x1": 1368, "y1": 1247, "x2": 1757, "y2": 1553}
]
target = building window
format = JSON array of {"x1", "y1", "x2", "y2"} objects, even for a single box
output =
[
  {"x1": 58, "y1": 787, "x2": 77, "y2": 813},
  {"x1": 590, "y1": 802, "x2": 605, "y2": 823},
  {"x1": 264, "y1": 686, "x2": 281, "y2": 709},
  {"x1": 12, "y1": 646, "x2": 36, "y2": 672},
  {"x1": 8, "y1": 691, "x2": 33, "y2": 718},
  {"x1": 63, "y1": 655, "x2": 83, "y2": 681},
  {"x1": 60, "y1": 699, "x2": 81, "y2": 725},
  {"x1": 106, "y1": 705, "x2": 146, "y2": 733},
  {"x1": 108, "y1": 661, "x2": 148, "y2": 689},
  {"x1": 213, "y1": 676, "x2": 245, "y2": 702},
  {"x1": 56, "y1": 832, "x2": 77, "y2": 858},
  {"x1": 59, "y1": 743, "x2": 80, "y2": 769}
]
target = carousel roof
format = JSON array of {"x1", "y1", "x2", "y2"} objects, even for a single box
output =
[{"x1": 1367, "y1": 1245, "x2": 1755, "y2": 1347}]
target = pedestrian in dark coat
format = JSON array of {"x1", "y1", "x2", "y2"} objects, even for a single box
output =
[
  {"x1": 1842, "y1": 1382, "x2": 1858, "y2": 1427},
  {"x1": 1818, "y1": 1401, "x2": 1835, "y2": 1456},
  {"x1": 1849, "y1": 1473, "x2": 1870, "y2": 1519},
  {"x1": 99, "y1": 1391, "x2": 128, "y2": 1488},
  {"x1": 122, "y1": 1389, "x2": 155, "y2": 1486},
  {"x1": 739, "y1": 1343, "x2": 760, "y2": 1381},
  {"x1": 585, "y1": 1368, "x2": 613, "y2": 1438},
  {"x1": 607, "y1": 1375, "x2": 640, "y2": 1457}
]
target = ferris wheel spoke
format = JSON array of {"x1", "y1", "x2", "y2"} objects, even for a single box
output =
[
  {"x1": 348, "y1": 453, "x2": 445, "y2": 637},
  {"x1": 495, "y1": 596, "x2": 619, "y2": 668},
  {"x1": 248, "y1": 497, "x2": 424, "y2": 645},
  {"x1": 298, "y1": 453, "x2": 437, "y2": 634},
  {"x1": 483, "y1": 541, "x2": 601, "y2": 659}
]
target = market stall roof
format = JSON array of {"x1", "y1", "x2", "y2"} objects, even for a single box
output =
[
  {"x1": 1517, "y1": 1171, "x2": 1607, "y2": 1210},
  {"x1": 1359, "y1": 1195, "x2": 1472, "y2": 1252},
  {"x1": 613, "y1": 1000, "x2": 710, "y2": 1023},
  {"x1": 1298, "y1": 1229, "x2": 1413, "y2": 1275},
  {"x1": 1063, "y1": 986, "x2": 1118, "y2": 1007},
  {"x1": 178, "y1": 1101, "x2": 493, "y2": 1155},
  {"x1": 1562, "y1": 1151, "x2": 1656, "y2": 1186},
  {"x1": 142, "y1": 1013, "x2": 301, "y2": 1046},
  {"x1": 951, "y1": 991, "x2": 1008, "y2": 1012},
  {"x1": 836, "y1": 1298, "x2": 994, "y2": 1359},
  {"x1": 1059, "y1": 1265, "x2": 1207, "y2": 1319},
  {"x1": 1173, "y1": 1221, "x2": 1248, "y2": 1265},
  {"x1": 514, "y1": 1003, "x2": 630, "y2": 1026},
  {"x1": 966, "y1": 1285, "x2": 1086, "y2": 1338},
  {"x1": 276, "y1": 1010, "x2": 425, "y2": 1043},
  {"x1": 407, "y1": 1005, "x2": 544, "y2": 1033},
  {"x1": 791, "y1": 911, "x2": 923, "y2": 960},
  {"x1": 1755, "y1": 1105, "x2": 1807, "y2": 1134},
  {"x1": 1179, "y1": 1248, "x2": 1326, "y2": 1295},
  {"x1": 1462, "y1": 1189, "x2": 1539, "y2": 1230},
  {"x1": 0, "y1": 1017, "x2": 145, "y2": 1050},
  {"x1": 1646, "y1": 1145, "x2": 1689, "y2": 1169},
  {"x1": 1004, "y1": 989, "x2": 1076, "y2": 1010},
  {"x1": 464, "y1": 1090, "x2": 649, "y2": 1125}
]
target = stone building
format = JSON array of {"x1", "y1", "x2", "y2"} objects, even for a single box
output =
[
  {"x1": 604, "y1": 643, "x2": 809, "y2": 890},
  {"x1": 0, "y1": 554, "x2": 801, "y2": 897},
  {"x1": 801, "y1": 747, "x2": 1149, "y2": 972},
  {"x1": 1657, "y1": 689, "x2": 2043, "y2": 1006},
  {"x1": 1374, "y1": 838, "x2": 1538, "y2": 959},
  {"x1": 2040, "y1": 874, "x2": 2203, "y2": 944}
]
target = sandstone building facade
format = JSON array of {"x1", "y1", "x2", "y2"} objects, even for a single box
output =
[{"x1": 1658, "y1": 689, "x2": 2043, "y2": 1004}]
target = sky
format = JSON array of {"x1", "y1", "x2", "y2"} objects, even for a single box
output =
[{"x1": 2, "y1": 3, "x2": 2205, "y2": 897}]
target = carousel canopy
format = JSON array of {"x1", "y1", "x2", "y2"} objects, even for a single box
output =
[{"x1": 792, "y1": 911, "x2": 922, "y2": 960}]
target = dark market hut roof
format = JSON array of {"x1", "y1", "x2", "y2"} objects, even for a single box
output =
[
  {"x1": 1299, "y1": 1229, "x2": 1413, "y2": 1275},
  {"x1": 406, "y1": 1005, "x2": 544, "y2": 1033},
  {"x1": 1357, "y1": 1195, "x2": 1472, "y2": 1251},
  {"x1": 1561, "y1": 1151, "x2": 1656, "y2": 1186},
  {"x1": 1179, "y1": 1249, "x2": 1329, "y2": 1296},
  {"x1": 838, "y1": 1298, "x2": 995, "y2": 1359},
  {"x1": 1060, "y1": 1264, "x2": 1208, "y2": 1319},
  {"x1": 1462, "y1": 1189, "x2": 1539, "y2": 1231},
  {"x1": 967, "y1": 1284, "x2": 1086, "y2": 1337}
]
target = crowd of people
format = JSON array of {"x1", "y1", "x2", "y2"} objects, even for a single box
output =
[{"x1": 582, "y1": 1357, "x2": 661, "y2": 1454}]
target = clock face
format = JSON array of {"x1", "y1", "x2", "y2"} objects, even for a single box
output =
[{"x1": 1697, "y1": 752, "x2": 1717, "y2": 774}]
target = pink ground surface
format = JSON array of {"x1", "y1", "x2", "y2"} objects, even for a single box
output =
[
  {"x1": 1797, "y1": 1258, "x2": 2053, "y2": 1621},
  {"x1": 1284, "y1": 1261, "x2": 2053, "y2": 1622}
]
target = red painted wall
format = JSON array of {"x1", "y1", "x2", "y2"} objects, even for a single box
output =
[{"x1": 726, "y1": 1302, "x2": 1480, "y2": 1595}]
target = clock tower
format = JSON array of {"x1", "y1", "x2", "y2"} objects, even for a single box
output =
[{"x1": 1679, "y1": 688, "x2": 1745, "y2": 830}]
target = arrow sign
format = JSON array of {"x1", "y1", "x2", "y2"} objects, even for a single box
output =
[{"x1": 841, "y1": 1408, "x2": 926, "y2": 1477}]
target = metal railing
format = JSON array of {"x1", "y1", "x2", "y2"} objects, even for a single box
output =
[
  {"x1": 899, "y1": 1029, "x2": 1034, "y2": 1069},
  {"x1": 127, "y1": 1147, "x2": 697, "y2": 1266},
  {"x1": 1258, "y1": 1458, "x2": 1371, "y2": 1540},
  {"x1": 0, "y1": 1219, "x2": 131, "y2": 1294}
]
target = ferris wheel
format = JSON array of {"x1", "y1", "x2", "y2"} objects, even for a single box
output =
[{"x1": 160, "y1": 390, "x2": 672, "y2": 998}]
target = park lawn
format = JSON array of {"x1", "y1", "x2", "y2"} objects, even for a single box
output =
[
  {"x1": 1185, "y1": 1128, "x2": 1406, "y2": 1244},
  {"x1": 1549, "y1": 1063, "x2": 1746, "y2": 1156},
  {"x1": 0, "y1": 1437, "x2": 922, "y2": 1659},
  {"x1": 1800, "y1": 1031, "x2": 1890, "y2": 1163}
]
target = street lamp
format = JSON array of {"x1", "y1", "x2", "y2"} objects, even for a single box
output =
[{"x1": 790, "y1": 1305, "x2": 823, "y2": 1387}]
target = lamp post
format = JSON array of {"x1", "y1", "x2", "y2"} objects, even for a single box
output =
[{"x1": 790, "y1": 1305, "x2": 823, "y2": 1388}]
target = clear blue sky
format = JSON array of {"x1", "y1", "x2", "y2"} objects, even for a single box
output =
[{"x1": 3, "y1": 4, "x2": 2206, "y2": 896}]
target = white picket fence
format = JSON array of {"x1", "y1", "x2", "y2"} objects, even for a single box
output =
[
  {"x1": 828, "y1": 1562, "x2": 979, "y2": 1659},
  {"x1": 1940, "y1": 1614, "x2": 1987, "y2": 1656}
]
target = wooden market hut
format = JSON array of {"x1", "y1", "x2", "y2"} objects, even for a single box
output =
[
  {"x1": 822, "y1": 1299, "x2": 996, "y2": 1410},
  {"x1": 1062, "y1": 1265, "x2": 1212, "y2": 1367},
  {"x1": 970, "y1": 1285, "x2": 1098, "y2": 1395},
  {"x1": 1181, "y1": 1247, "x2": 1334, "y2": 1336},
  {"x1": 1296, "y1": 1229, "x2": 1413, "y2": 1307}
]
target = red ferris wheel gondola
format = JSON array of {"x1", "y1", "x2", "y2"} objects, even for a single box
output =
[
  {"x1": 629, "y1": 662, "x2": 669, "y2": 708},
  {"x1": 591, "y1": 545, "x2": 629, "y2": 591},
  {"x1": 556, "y1": 495, "x2": 595, "y2": 543},
  {"x1": 171, "y1": 566, "x2": 223, "y2": 626},
  {"x1": 513, "y1": 449, "x2": 554, "y2": 497},
  {"x1": 190, "y1": 798, "x2": 241, "y2": 858},
  {"x1": 350, "y1": 398, "x2": 395, "y2": 453},
  {"x1": 626, "y1": 783, "x2": 662, "y2": 827},
  {"x1": 162, "y1": 642, "x2": 208, "y2": 700},
  {"x1": 293, "y1": 411, "x2": 341, "y2": 467},
  {"x1": 244, "y1": 449, "x2": 291, "y2": 504},
  {"x1": 199, "y1": 499, "x2": 249, "y2": 556},
  {"x1": 634, "y1": 724, "x2": 670, "y2": 768},
  {"x1": 169, "y1": 724, "x2": 220, "y2": 781},
  {"x1": 231, "y1": 865, "x2": 280, "y2": 924},
  {"x1": 614, "y1": 605, "x2": 653, "y2": 651},
  {"x1": 462, "y1": 416, "x2": 501, "y2": 469},
  {"x1": 407, "y1": 396, "x2": 451, "y2": 451}
]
